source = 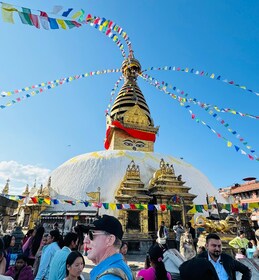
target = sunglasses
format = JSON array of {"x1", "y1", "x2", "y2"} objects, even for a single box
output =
[{"x1": 88, "y1": 230, "x2": 108, "y2": 241}]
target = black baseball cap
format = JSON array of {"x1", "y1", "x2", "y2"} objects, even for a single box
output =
[{"x1": 88, "y1": 215, "x2": 123, "y2": 240}]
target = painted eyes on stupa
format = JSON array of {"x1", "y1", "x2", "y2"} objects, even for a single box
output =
[{"x1": 123, "y1": 140, "x2": 145, "y2": 150}]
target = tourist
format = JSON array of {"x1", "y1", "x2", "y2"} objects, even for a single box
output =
[
  {"x1": 235, "y1": 248, "x2": 247, "y2": 260},
  {"x1": 85, "y1": 214, "x2": 133, "y2": 279},
  {"x1": 157, "y1": 221, "x2": 169, "y2": 249},
  {"x1": 48, "y1": 232, "x2": 78, "y2": 280},
  {"x1": 246, "y1": 241, "x2": 256, "y2": 258},
  {"x1": 4, "y1": 254, "x2": 33, "y2": 280},
  {"x1": 179, "y1": 227, "x2": 196, "y2": 260},
  {"x1": 197, "y1": 233, "x2": 251, "y2": 280},
  {"x1": 35, "y1": 229, "x2": 63, "y2": 280},
  {"x1": 64, "y1": 251, "x2": 85, "y2": 280},
  {"x1": 120, "y1": 242, "x2": 128, "y2": 264},
  {"x1": 33, "y1": 233, "x2": 49, "y2": 278},
  {"x1": 136, "y1": 243, "x2": 171, "y2": 280},
  {"x1": 2, "y1": 235, "x2": 15, "y2": 271},
  {"x1": 173, "y1": 221, "x2": 184, "y2": 251},
  {"x1": 186, "y1": 221, "x2": 197, "y2": 251},
  {"x1": 229, "y1": 230, "x2": 249, "y2": 250},
  {"x1": 179, "y1": 257, "x2": 219, "y2": 280},
  {"x1": 22, "y1": 226, "x2": 45, "y2": 266}
]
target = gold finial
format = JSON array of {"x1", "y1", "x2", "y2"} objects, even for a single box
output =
[{"x1": 2, "y1": 178, "x2": 10, "y2": 195}]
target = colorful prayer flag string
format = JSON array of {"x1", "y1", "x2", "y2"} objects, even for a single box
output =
[
  {"x1": 0, "y1": 69, "x2": 120, "y2": 110},
  {"x1": 144, "y1": 66, "x2": 259, "y2": 98},
  {"x1": 2, "y1": 193, "x2": 259, "y2": 214},
  {"x1": 140, "y1": 72, "x2": 258, "y2": 157},
  {"x1": 0, "y1": 2, "x2": 132, "y2": 57},
  {"x1": 139, "y1": 73, "x2": 259, "y2": 162}
]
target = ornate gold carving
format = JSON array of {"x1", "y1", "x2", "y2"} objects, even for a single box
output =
[
  {"x1": 195, "y1": 215, "x2": 238, "y2": 234},
  {"x1": 124, "y1": 105, "x2": 150, "y2": 126}
]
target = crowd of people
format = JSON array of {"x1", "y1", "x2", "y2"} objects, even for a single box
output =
[{"x1": 0, "y1": 216, "x2": 258, "y2": 280}]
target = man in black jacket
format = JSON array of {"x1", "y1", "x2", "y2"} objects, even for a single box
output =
[{"x1": 197, "y1": 233, "x2": 251, "y2": 280}]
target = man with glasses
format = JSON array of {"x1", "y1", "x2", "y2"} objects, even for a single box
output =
[{"x1": 85, "y1": 214, "x2": 133, "y2": 280}]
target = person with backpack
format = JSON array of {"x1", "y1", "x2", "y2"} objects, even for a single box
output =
[{"x1": 85, "y1": 215, "x2": 133, "y2": 280}]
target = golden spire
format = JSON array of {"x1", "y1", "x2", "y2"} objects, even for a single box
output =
[
  {"x1": 22, "y1": 184, "x2": 30, "y2": 196},
  {"x1": 2, "y1": 178, "x2": 10, "y2": 195},
  {"x1": 110, "y1": 56, "x2": 153, "y2": 125}
]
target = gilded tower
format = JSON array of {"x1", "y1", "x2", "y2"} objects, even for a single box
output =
[{"x1": 105, "y1": 55, "x2": 159, "y2": 152}]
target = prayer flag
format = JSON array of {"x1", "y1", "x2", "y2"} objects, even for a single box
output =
[
  {"x1": 48, "y1": 17, "x2": 59, "y2": 29},
  {"x1": 29, "y1": 14, "x2": 40, "y2": 28},
  {"x1": 40, "y1": 11, "x2": 50, "y2": 30},
  {"x1": 19, "y1": 8, "x2": 33, "y2": 25},
  {"x1": 1, "y1": 3, "x2": 17, "y2": 23},
  {"x1": 62, "y1": 8, "x2": 73, "y2": 17},
  {"x1": 56, "y1": 19, "x2": 67, "y2": 29}
]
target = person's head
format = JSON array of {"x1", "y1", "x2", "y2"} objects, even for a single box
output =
[
  {"x1": 15, "y1": 254, "x2": 27, "y2": 271},
  {"x1": 64, "y1": 232, "x2": 78, "y2": 250},
  {"x1": 180, "y1": 258, "x2": 219, "y2": 280},
  {"x1": 197, "y1": 246, "x2": 206, "y2": 254},
  {"x1": 25, "y1": 229, "x2": 34, "y2": 238},
  {"x1": 41, "y1": 233, "x2": 49, "y2": 246},
  {"x1": 148, "y1": 244, "x2": 167, "y2": 279},
  {"x1": 205, "y1": 233, "x2": 222, "y2": 260},
  {"x1": 85, "y1": 215, "x2": 123, "y2": 264},
  {"x1": 238, "y1": 230, "x2": 245, "y2": 238},
  {"x1": 3, "y1": 235, "x2": 15, "y2": 250},
  {"x1": 48, "y1": 229, "x2": 63, "y2": 248},
  {"x1": 53, "y1": 222, "x2": 59, "y2": 229},
  {"x1": 66, "y1": 251, "x2": 85, "y2": 278},
  {"x1": 238, "y1": 248, "x2": 246, "y2": 256},
  {"x1": 120, "y1": 242, "x2": 128, "y2": 255},
  {"x1": 248, "y1": 241, "x2": 253, "y2": 249}
]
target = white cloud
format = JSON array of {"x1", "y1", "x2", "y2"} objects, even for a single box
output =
[{"x1": 0, "y1": 160, "x2": 51, "y2": 195}]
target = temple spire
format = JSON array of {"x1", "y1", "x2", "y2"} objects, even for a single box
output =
[
  {"x1": 105, "y1": 56, "x2": 159, "y2": 152},
  {"x1": 2, "y1": 178, "x2": 10, "y2": 195}
]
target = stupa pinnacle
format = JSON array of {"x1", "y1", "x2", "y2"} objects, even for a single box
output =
[{"x1": 105, "y1": 55, "x2": 159, "y2": 152}]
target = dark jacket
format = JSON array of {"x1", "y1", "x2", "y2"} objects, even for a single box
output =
[
  {"x1": 179, "y1": 257, "x2": 219, "y2": 280},
  {"x1": 5, "y1": 265, "x2": 34, "y2": 280},
  {"x1": 197, "y1": 251, "x2": 251, "y2": 280}
]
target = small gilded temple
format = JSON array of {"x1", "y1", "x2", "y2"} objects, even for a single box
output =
[{"x1": 41, "y1": 54, "x2": 223, "y2": 251}]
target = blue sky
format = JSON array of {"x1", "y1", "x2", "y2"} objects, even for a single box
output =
[{"x1": 0, "y1": 0, "x2": 258, "y2": 194}]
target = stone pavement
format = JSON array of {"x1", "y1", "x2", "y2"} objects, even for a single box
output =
[{"x1": 82, "y1": 253, "x2": 146, "y2": 280}]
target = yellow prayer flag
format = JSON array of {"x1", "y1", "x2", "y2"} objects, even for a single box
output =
[
  {"x1": 2, "y1": 4, "x2": 17, "y2": 24},
  {"x1": 210, "y1": 73, "x2": 215, "y2": 78},
  {"x1": 56, "y1": 19, "x2": 67, "y2": 29},
  {"x1": 208, "y1": 196, "x2": 215, "y2": 203},
  {"x1": 203, "y1": 204, "x2": 209, "y2": 211},
  {"x1": 44, "y1": 198, "x2": 51, "y2": 205},
  {"x1": 72, "y1": 10, "x2": 83, "y2": 19},
  {"x1": 187, "y1": 205, "x2": 196, "y2": 214},
  {"x1": 109, "y1": 203, "x2": 116, "y2": 210},
  {"x1": 227, "y1": 141, "x2": 232, "y2": 147},
  {"x1": 86, "y1": 192, "x2": 99, "y2": 201}
]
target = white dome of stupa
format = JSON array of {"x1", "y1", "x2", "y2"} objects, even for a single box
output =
[{"x1": 50, "y1": 150, "x2": 223, "y2": 207}]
